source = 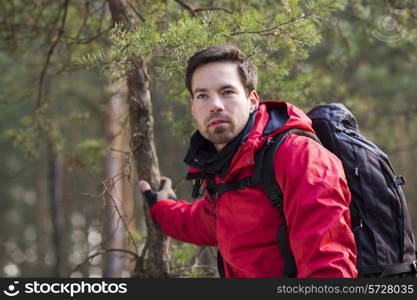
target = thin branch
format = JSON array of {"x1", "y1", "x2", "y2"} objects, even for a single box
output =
[
  {"x1": 63, "y1": 25, "x2": 113, "y2": 44},
  {"x1": 174, "y1": 0, "x2": 197, "y2": 17},
  {"x1": 36, "y1": 0, "x2": 70, "y2": 110},
  {"x1": 127, "y1": 0, "x2": 146, "y2": 23},
  {"x1": 74, "y1": 1, "x2": 90, "y2": 41},
  {"x1": 231, "y1": 0, "x2": 337, "y2": 36},
  {"x1": 78, "y1": 192, "x2": 102, "y2": 199},
  {"x1": 194, "y1": 7, "x2": 233, "y2": 14},
  {"x1": 174, "y1": 0, "x2": 233, "y2": 16},
  {"x1": 69, "y1": 248, "x2": 141, "y2": 277},
  {"x1": 102, "y1": 174, "x2": 139, "y2": 250},
  {"x1": 97, "y1": 1, "x2": 107, "y2": 33},
  {"x1": 109, "y1": 148, "x2": 131, "y2": 155},
  {"x1": 231, "y1": 15, "x2": 302, "y2": 36}
]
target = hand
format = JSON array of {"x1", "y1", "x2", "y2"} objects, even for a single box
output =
[{"x1": 139, "y1": 177, "x2": 177, "y2": 207}]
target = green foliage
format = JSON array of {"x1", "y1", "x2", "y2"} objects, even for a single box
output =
[
  {"x1": 128, "y1": 228, "x2": 145, "y2": 247},
  {"x1": 3, "y1": 106, "x2": 64, "y2": 159},
  {"x1": 75, "y1": 139, "x2": 107, "y2": 174},
  {"x1": 169, "y1": 241, "x2": 216, "y2": 278},
  {"x1": 2, "y1": 0, "x2": 417, "y2": 278},
  {"x1": 83, "y1": 0, "x2": 348, "y2": 105},
  {"x1": 304, "y1": 0, "x2": 417, "y2": 224},
  {"x1": 0, "y1": 52, "x2": 34, "y2": 105}
]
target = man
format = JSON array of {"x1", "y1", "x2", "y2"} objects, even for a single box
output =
[{"x1": 139, "y1": 44, "x2": 358, "y2": 278}]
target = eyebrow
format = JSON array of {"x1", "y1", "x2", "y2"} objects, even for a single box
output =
[
  {"x1": 193, "y1": 88, "x2": 208, "y2": 94},
  {"x1": 193, "y1": 85, "x2": 238, "y2": 94}
]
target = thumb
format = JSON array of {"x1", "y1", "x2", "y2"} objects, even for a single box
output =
[
  {"x1": 160, "y1": 176, "x2": 173, "y2": 190},
  {"x1": 138, "y1": 180, "x2": 151, "y2": 192}
]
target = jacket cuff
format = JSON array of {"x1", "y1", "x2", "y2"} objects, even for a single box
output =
[{"x1": 149, "y1": 199, "x2": 177, "y2": 223}]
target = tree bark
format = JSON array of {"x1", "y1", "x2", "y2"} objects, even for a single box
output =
[
  {"x1": 107, "y1": 0, "x2": 169, "y2": 278},
  {"x1": 103, "y1": 79, "x2": 127, "y2": 277},
  {"x1": 122, "y1": 153, "x2": 137, "y2": 274}
]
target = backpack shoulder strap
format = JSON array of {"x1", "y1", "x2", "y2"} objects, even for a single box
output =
[
  {"x1": 253, "y1": 128, "x2": 320, "y2": 208},
  {"x1": 253, "y1": 128, "x2": 320, "y2": 277}
]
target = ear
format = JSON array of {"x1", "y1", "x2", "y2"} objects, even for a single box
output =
[{"x1": 248, "y1": 90, "x2": 260, "y2": 112}]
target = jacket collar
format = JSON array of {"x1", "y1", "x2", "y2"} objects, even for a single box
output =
[
  {"x1": 185, "y1": 101, "x2": 315, "y2": 181},
  {"x1": 183, "y1": 111, "x2": 257, "y2": 177}
]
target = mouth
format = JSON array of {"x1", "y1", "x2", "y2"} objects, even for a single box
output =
[{"x1": 208, "y1": 119, "x2": 229, "y2": 128}]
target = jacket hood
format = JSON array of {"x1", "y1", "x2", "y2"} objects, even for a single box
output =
[{"x1": 248, "y1": 100, "x2": 315, "y2": 148}]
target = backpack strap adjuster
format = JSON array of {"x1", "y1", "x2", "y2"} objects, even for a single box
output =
[
  {"x1": 394, "y1": 176, "x2": 406, "y2": 186},
  {"x1": 412, "y1": 261, "x2": 417, "y2": 273}
]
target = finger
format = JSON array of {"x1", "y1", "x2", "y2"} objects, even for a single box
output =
[
  {"x1": 159, "y1": 179, "x2": 166, "y2": 190},
  {"x1": 168, "y1": 193, "x2": 177, "y2": 200},
  {"x1": 160, "y1": 176, "x2": 172, "y2": 189},
  {"x1": 138, "y1": 180, "x2": 151, "y2": 192}
]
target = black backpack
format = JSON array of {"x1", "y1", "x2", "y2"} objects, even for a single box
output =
[{"x1": 196, "y1": 103, "x2": 417, "y2": 278}]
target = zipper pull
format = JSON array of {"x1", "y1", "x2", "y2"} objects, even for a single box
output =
[{"x1": 355, "y1": 167, "x2": 359, "y2": 176}]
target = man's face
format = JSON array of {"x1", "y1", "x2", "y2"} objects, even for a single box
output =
[{"x1": 190, "y1": 62, "x2": 259, "y2": 151}]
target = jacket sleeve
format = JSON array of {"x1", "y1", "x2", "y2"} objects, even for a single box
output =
[
  {"x1": 275, "y1": 134, "x2": 358, "y2": 278},
  {"x1": 150, "y1": 195, "x2": 217, "y2": 246}
]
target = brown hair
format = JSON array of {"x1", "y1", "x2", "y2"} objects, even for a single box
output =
[{"x1": 185, "y1": 44, "x2": 258, "y2": 97}]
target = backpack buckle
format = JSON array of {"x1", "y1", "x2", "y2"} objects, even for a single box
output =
[
  {"x1": 394, "y1": 176, "x2": 406, "y2": 186},
  {"x1": 265, "y1": 136, "x2": 273, "y2": 145},
  {"x1": 412, "y1": 261, "x2": 417, "y2": 273}
]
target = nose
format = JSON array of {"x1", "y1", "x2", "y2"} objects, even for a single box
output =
[{"x1": 209, "y1": 94, "x2": 224, "y2": 113}]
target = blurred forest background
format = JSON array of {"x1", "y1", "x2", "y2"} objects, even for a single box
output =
[{"x1": 0, "y1": 0, "x2": 416, "y2": 278}]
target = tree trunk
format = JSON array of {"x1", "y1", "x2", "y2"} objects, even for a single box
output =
[
  {"x1": 103, "y1": 79, "x2": 128, "y2": 277},
  {"x1": 48, "y1": 144, "x2": 65, "y2": 277},
  {"x1": 122, "y1": 156, "x2": 138, "y2": 274},
  {"x1": 34, "y1": 154, "x2": 49, "y2": 276},
  {"x1": 107, "y1": 0, "x2": 169, "y2": 278}
]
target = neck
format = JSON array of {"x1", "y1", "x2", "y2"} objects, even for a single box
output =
[{"x1": 214, "y1": 144, "x2": 225, "y2": 151}]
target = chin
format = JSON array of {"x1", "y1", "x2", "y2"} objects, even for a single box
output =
[{"x1": 208, "y1": 132, "x2": 236, "y2": 145}]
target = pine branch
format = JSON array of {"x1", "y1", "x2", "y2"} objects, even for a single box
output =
[{"x1": 231, "y1": 0, "x2": 338, "y2": 36}]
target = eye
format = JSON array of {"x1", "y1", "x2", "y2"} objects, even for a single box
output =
[
  {"x1": 196, "y1": 94, "x2": 208, "y2": 100},
  {"x1": 223, "y1": 90, "x2": 235, "y2": 96}
]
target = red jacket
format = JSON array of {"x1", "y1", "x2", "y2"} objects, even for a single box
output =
[{"x1": 150, "y1": 101, "x2": 358, "y2": 278}]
